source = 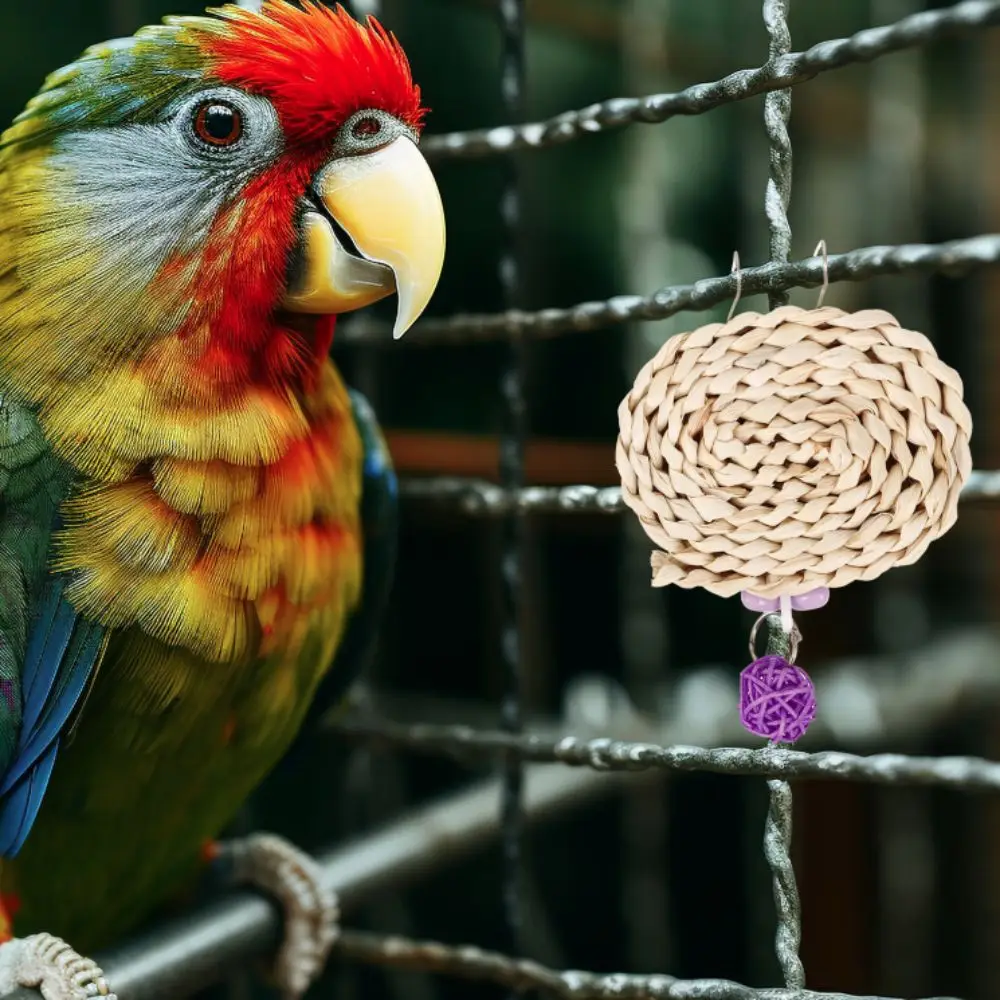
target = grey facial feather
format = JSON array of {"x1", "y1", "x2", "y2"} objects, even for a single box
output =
[{"x1": 32, "y1": 88, "x2": 285, "y2": 329}]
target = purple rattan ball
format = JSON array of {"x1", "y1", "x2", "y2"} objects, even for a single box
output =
[{"x1": 739, "y1": 654, "x2": 816, "y2": 744}]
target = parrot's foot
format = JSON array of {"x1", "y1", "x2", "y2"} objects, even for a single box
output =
[
  {"x1": 0, "y1": 934, "x2": 115, "y2": 1000},
  {"x1": 223, "y1": 833, "x2": 338, "y2": 1000}
]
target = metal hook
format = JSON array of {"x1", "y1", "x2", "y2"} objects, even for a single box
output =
[
  {"x1": 748, "y1": 611, "x2": 802, "y2": 664},
  {"x1": 726, "y1": 251, "x2": 743, "y2": 322},
  {"x1": 813, "y1": 240, "x2": 829, "y2": 309}
]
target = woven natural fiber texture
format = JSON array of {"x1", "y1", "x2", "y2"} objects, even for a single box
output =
[{"x1": 616, "y1": 305, "x2": 972, "y2": 598}]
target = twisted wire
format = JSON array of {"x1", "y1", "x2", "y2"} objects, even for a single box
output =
[
  {"x1": 758, "y1": 7, "x2": 805, "y2": 978},
  {"x1": 331, "y1": 716, "x2": 1000, "y2": 792},
  {"x1": 0, "y1": 5, "x2": 990, "y2": 1000},
  {"x1": 337, "y1": 234, "x2": 1000, "y2": 345},
  {"x1": 763, "y1": 0, "x2": 793, "y2": 306},
  {"x1": 420, "y1": 0, "x2": 1000, "y2": 160},
  {"x1": 496, "y1": 0, "x2": 529, "y2": 969},
  {"x1": 335, "y1": 930, "x2": 961, "y2": 1000},
  {"x1": 398, "y1": 467, "x2": 1000, "y2": 516},
  {"x1": 271, "y1": 3, "x2": 976, "y2": 998},
  {"x1": 763, "y1": 779, "x2": 805, "y2": 991},
  {"x1": 752, "y1": 616, "x2": 803, "y2": 990}
]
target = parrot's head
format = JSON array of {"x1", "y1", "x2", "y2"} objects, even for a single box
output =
[{"x1": 0, "y1": 0, "x2": 445, "y2": 395}]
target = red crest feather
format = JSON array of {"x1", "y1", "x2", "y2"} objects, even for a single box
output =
[{"x1": 200, "y1": 1, "x2": 426, "y2": 141}]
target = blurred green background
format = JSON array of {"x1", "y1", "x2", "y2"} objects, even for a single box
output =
[{"x1": 4, "y1": 2, "x2": 1000, "y2": 999}]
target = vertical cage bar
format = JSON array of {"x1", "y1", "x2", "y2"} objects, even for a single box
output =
[
  {"x1": 496, "y1": 0, "x2": 528, "y2": 971},
  {"x1": 763, "y1": 0, "x2": 793, "y2": 310},
  {"x1": 617, "y1": 0, "x2": 675, "y2": 972},
  {"x1": 763, "y1": 780, "x2": 804, "y2": 989},
  {"x1": 760, "y1": 0, "x2": 804, "y2": 990},
  {"x1": 761, "y1": 617, "x2": 805, "y2": 989}
]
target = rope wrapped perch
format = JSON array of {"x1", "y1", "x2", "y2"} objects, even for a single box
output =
[{"x1": 616, "y1": 305, "x2": 972, "y2": 599}]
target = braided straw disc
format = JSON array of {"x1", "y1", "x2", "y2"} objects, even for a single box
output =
[{"x1": 616, "y1": 305, "x2": 972, "y2": 599}]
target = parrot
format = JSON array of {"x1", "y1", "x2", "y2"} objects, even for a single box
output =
[{"x1": 0, "y1": 2, "x2": 445, "y2": 998}]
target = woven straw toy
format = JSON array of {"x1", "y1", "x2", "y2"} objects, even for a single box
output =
[{"x1": 616, "y1": 303, "x2": 972, "y2": 743}]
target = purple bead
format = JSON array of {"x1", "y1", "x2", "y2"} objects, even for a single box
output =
[
  {"x1": 739, "y1": 654, "x2": 817, "y2": 744},
  {"x1": 740, "y1": 587, "x2": 830, "y2": 613},
  {"x1": 791, "y1": 587, "x2": 830, "y2": 611}
]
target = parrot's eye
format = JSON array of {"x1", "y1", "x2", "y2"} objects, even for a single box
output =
[
  {"x1": 193, "y1": 101, "x2": 244, "y2": 148},
  {"x1": 332, "y1": 109, "x2": 409, "y2": 159},
  {"x1": 351, "y1": 116, "x2": 382, "y2": 140}
]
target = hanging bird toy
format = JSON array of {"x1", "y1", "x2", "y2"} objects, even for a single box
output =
[{"x1": 616, "y1": 292, "x2": 972, "y2": 744}]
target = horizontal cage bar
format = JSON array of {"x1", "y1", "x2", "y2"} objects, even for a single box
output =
[
  {"x1": 421, "y1": 0, "x2": 1000, "y2": 161},
  {"x1": 398, "y1": 468, "x2": 1000, "y2": 515},
  {"x1": 334, "y1": 717, "x2": 1000, "y2": 793},
  {"x1": 340, "y1": 235, "x2": 1000, "y2": 344}
]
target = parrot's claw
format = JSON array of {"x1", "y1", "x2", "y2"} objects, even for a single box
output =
[
  {"x1": 0, "y1": 934, "x2": 115, "y2": 1000},
  {"x1": 226, "y1": 833, "x2": 338, "y2": 1000}
]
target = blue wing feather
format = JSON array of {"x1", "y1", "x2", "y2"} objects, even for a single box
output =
[
  {"x1": 0, "y1": 741, "x2": 57, "y2": 856},
  {"x1": 0, "y1": 574, "x2": 105, "y2": 857},
  {"x1": 5, "y1": 610, "x2": 104, "y2": 792},
  {"x1": 18, "y1": 580, "x2": 77, "y2": 736}
]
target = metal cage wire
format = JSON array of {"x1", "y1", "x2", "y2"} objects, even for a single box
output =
[
  {"x1": 330, "y1": 2, "x2": 1000, "y2": 998},
  {"x1": 6, "y1": 2, "x2": 1000, "y2": 1000}
]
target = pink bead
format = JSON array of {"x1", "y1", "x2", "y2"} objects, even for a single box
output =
[
  {"x1": 791, "y1": 587, "x2": 830, "y2": 610},
  {"x1": 740, "y1": 587, "x2": 829, "y2": 613}
]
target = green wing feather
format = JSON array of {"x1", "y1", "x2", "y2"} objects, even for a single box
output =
[
  {"x1": 0, "y1": 395, "x2": 111, "y2": 857},
  {"x1": 0, "y1": 396, "x2": 68, "y2": 773}
]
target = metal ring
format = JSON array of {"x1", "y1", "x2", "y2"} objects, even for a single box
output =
[
  {"x1": 813, "y1": 239, "x2": 829, "y2": 308},
  {"x1": 748, "y1": 612, "x2": 801, "y2": 663},
  {"x1": 726, "y1": 250, "x2": 743, "y2": 322}
]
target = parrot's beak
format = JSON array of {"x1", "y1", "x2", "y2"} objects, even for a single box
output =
[{"x1": 281, "y1": 135, "x2": 446, "y2": 339}]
